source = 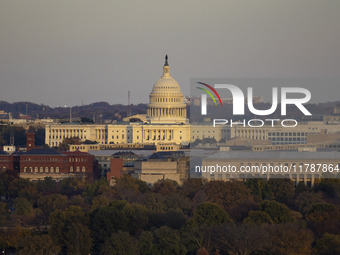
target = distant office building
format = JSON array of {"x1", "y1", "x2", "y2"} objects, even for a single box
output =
[{"x1": 133, "y1": 151, "x2": 189, "y2": 185}]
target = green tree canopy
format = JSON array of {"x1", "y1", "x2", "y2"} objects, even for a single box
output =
[
  {"x1": 16, "y1": 234, "x2": 61, "y2": 255},
  {"x1": 49, "y1": 206, "x2": 92, "y2": 255},
  {"x1": 102, "y1": 231, "x2": 138, "y2": 255},
  {"x1": 260, "y1": 200, "x2": 295, "y2": 224},
  {"x1": 243, "y1": 210, "x2": 273, "y2": 225},
  {"x1": 314, "y1": 233, "x2": 340, "y2": 255}
]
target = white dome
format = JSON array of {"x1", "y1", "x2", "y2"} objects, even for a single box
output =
[
  {"x1": 152, "y1": 77, "x2": 181, "y2": 92},
  {"x1": 146, "y1": 56, "x2": 188, "y2": 124}
]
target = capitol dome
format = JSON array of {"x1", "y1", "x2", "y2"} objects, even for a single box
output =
[
  {"x1": 151, "y1": 76, "x2": 181, "y2": 92},
  {"x1": 147, "y1": 55, "x2": 188, "y2": 124}
]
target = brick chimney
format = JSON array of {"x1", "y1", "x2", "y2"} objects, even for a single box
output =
[{"x1": 26, "y1": 133, "x2": 35, "y2": 151}]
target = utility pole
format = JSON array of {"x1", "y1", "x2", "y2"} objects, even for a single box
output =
[{"x1": 26, "y1": 103, "x2": 28, "y2": 123}]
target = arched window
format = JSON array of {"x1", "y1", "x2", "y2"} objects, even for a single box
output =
[
  {"x1": 56, "y1": 167, "x2": 59, "y2": 173},
  {"x1": 40, "y1": 167, "x2": 43, "y2": 173},
  {"x1": 82, "y1": 166, "x2": 86, "y2": 172},
  {"x1": 24, "y1": 167, "x2": 27, "y2": 173},
  {"x1": 70, "y1": 166, "x2": 73, "y2": 172},
  {"x1": 50, "y1": 167, "x2": 54, "y2": 173},
  {"x1": 29, "y1": 167, "x2": 33, "y2": 173},
  {"x1": 76, "y1": 166, "x2": 80, "y2": 172}
]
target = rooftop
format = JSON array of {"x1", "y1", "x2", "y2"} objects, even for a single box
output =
[
  {"x1": 0, "y1": 150, "x2": 9, "y2": 155},
  {"x1": 24, "y1": 148, "x2": 63, "y2": 155}
]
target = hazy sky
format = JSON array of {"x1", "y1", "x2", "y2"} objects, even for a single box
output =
[{"x1": 1, "y1": 0, "x2": 340, "y2": 106}]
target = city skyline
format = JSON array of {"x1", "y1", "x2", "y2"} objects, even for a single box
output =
[{"x1": 1, "y1": 0, "x2": 340, "y2": 106}]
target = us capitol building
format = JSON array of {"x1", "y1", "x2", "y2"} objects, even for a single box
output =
[{"x1": 45, "y1": 56, "x2": 227, "y2": 148}]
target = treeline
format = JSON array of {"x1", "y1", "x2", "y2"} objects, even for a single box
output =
[
  {"x1": 0, "y1": 101, "x2": 147, "y2": 122},
  {"x1": 0, "y1": 172, "x2": 339, "y2": 254}
]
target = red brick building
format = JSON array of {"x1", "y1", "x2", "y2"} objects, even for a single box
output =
[
  {"x1": 107, "y1": 158, "x2": 124, "y2": 183},
  {"x1": 0, "y1": 150, "x2": 17, "y2": 172},
  {"x1": 19, "y1": 148, "x2": 96, "y2": 181}
]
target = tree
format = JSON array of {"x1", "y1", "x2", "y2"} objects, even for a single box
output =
[
  {"x1": 115, "y1": 174, "x2": 149, "y2": 194},
  {"x1": 182, "y1": 203, "x2": 232, "y2": 253},
  {"x1": 152, "y1": 226, "x2": 187, "y2": 255},
  {"x1": 268, "y1": 223, "x2": 313, "y2": 255},
  {"x1": 90, "y1": 195, "x2": 110, "y2": 210},
  {"x1": 314, "y1": 233, "x2": 340, "y2": 255},
  {"x1": 163, "y1": 193, "x2": 192, "y2": 214},
  {"x1": 36, "y1": 177, "x2": 58, "y2": 195},
  {"x1": 179, "y1": 178, "x2": 204, "y2": 199},
  {"x1": 0, "y1": 226, "x2": 26, "y2": 252},
  {"x1": 0, "y1": 135, "x2": 6, "y2": 146},
  {"x1": 102, "y1": 231, "x2": 138, "y2": 255},
  {"x1": 64, "y1": 221, "x2": 92, "y2": 255},
  {"x1": 33, "y1": 127, "x2": 45, "y2": 145},
  {"x1": 83, "y1": 177, "x2": 108, "y2": 198},
  {"x1": 8, "y1": 178, "x2": 36, "y2": 200},
  {"x1": 0, "y1": 201, "x2": 8, "y2": 224},
  {"x1": 81, "y1": 117, "x2": 94, "y2": 123},
  {"x1": 260, "y1": 200, "x2": 295, "y2": 224},
  {"x1": 193, "y1": 202, "x2": 232, "y2": 226},
  {"x1": 90, "y1": 200, "x2": 129, "y2": 250},
  {"x1": 267, "y1": 178, "x2": 295, "y2": 204},
  {"x1": 243, "y1": 211, "x2": 273, "y2": 225},
  {"x1": 58, "y1": 137, "x2": 81, "y2": 151},
  {"x1": 123, "y1": 203, "x2": 149, "y2": 234},
  {"x1": 305, "y1": 203, "x2": 340, "y2": 236},
  {"x1": 314, "y1": 178, "x2": 340, "y2": 198},
  {"x1": 212, "y1": 223, "x2": 270, "y2": 255},
  {"x1": 140, "y1": 193, "x2": 166, "y2": 213},
  {"x1": 0, "y1": 126, "x2": 26, "y2": 146},
  {"x1": 152, "y1": 179, "x2": 179, "y2": 195},
  {"x1": 13, "y1": 197, "x2": 33, "y2": 216},
  {"x1": 59, "y1": 177, "x2": 86, "y2": 197},
  {"x1": 294, "y1": 191, "x2": 325, "y2": 215},
  {"x1": 36, "y1": 194, "x2": 68, "y2": 224},
  {"x1": 246, "y1": 179, "x2": 272, "y2": 201},
  {"x1": 49, "y1": 206, "x2": 92, "y2": 255},
  {"x1": 204, "y1": 180, "x2": 257, "y2": 221},
  {"x1": 138, "y1": 231, "x2": 154, "y2": 255},
  {"x1": 16, "y1": 234, "x2": 61, "y2": 255}
]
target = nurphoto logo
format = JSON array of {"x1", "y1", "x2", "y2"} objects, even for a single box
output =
[{"x1": 197, "y1": 82, "x2": 312, "y2": 128}]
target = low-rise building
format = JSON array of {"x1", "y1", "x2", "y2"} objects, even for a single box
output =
[
  {"x1": 19, "y1": 148, "x2": 96, "y2": 182},
  {"x1": 0, "y1": 150, "x2": 18, "y2": 172},
  {"x1": 133, "y1": 151, "x2": 189, "y2": 185}
]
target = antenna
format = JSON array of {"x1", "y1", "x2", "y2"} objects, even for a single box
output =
[{"x1": 26, "y1": 103, "x2": 28, "y2": 123}]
